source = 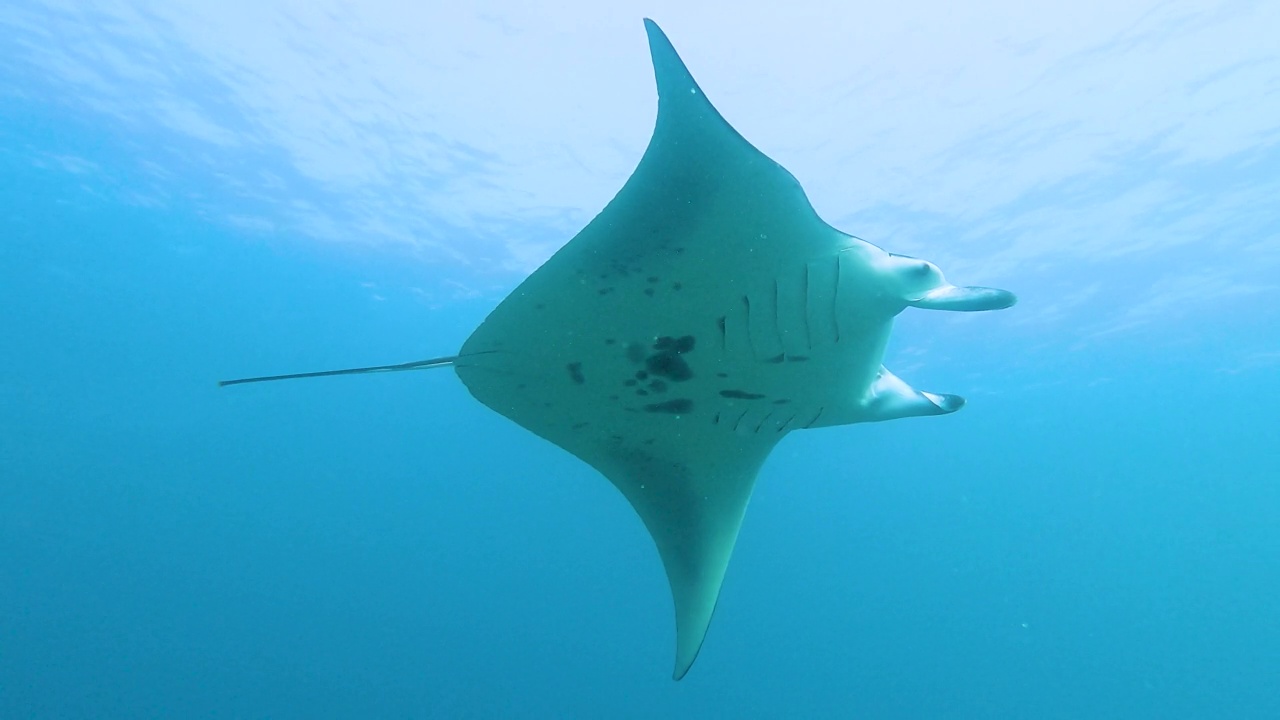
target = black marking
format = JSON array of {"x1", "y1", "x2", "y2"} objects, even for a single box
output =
[
  {"x1": 776, "y1": 414, "x2": 797, "y2": 433},
  {"x1": 773, "y1": 398, "x2": 791, "y2": 405},
  {"x1": 535, "y1": 303, "x2": 545, "y2": 310},
  {"x1": 645, "y1": 352, "x2": 692, "y2": 382},
  {"x1": 720, "y1": 390, "x2": 765, "y2": 400},
  {"x1": 605, "y1": 338, "x2": 616, "y2": 345},
  {"x1": 566, "y1": 362, "x2": 585, "y2": 385},
  {"x1": 672, "y1": 282, "x2": 683, "y2": 291},
  {"x1": 636, "y1": 389, "x2": 649, "y2": 396},
  {"x1": 716, "y1": 372, "x2": 729, "y2": 378},
  {"x1": 635, "y1": 370, "x2": 649, "y2": 380},
  {"x1": 803, "y1": 407, "x2": 825, "y2": 428},
  {"x1": 654, "y1": 335, "x2": 695, "y2": 353},
  {"x1": 647, "y1": 276, "x2": 660, "y2": 283},
  {"x1": 788, "y1": 355, "x2": 809, "y2": 362},
  {"x1": 732, "y1": 409, "x2": 751, "y2": 432},
  {"x1": 598, "y1": 287, "x2": 614, "y2": 296},
  {"x1": 717, "y1": 316, "x2": 726, "y2": 348},
  {"x1": 766, "y1": 353, "x2": 785, "y2": 364},
  {"x1": 644, "y1": 399, "x2": 693, "y2": 414},
  {"x1": 644, "y1": 335, "x2": 696, "y2": 382},
  {"x1": 713, "y1": 412, "x2": 721, "y2": 425},
  {"x1": 754, "y1": 412, "x2": 773, "y2": 433},
  {"x1": 648, "y1": 379, "x2": 668, "y2": 393}
]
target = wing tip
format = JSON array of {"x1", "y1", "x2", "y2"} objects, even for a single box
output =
[
  {"x1": 641, "y1": 17, "x2": 704, "y2": 104},
  {"x1": 670, "y1": 595, "x2": 717, "y2": 681},
  {"x1": 672, "y1": 643, "x2": 702, "y2": 681}
]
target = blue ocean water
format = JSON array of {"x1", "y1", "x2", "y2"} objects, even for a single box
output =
[{"x1": 4, "y1": 7, "x2": 1280, "y2": 720}]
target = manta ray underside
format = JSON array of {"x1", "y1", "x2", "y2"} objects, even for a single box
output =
[{"x1": 221, "y1": 19, "x2": 1016, "y2": 679}]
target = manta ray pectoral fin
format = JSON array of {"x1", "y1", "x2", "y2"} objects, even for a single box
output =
[
  {"x1": 589, "y1": 434, "x2": 778, "y2": 680},
  {"x1": 908, "y1": 285, "x2": 1017, "y2": 312},
  {"x1": 217, "y1": 355, "x2": 460, "y2": 387},
  {"x1": 862, "y1": 366, "x2": 965, "y2": 422}
]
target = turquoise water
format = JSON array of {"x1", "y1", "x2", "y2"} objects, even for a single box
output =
[{"x1": 4, "y1": 5, "x2": 1280, "y2": 718}]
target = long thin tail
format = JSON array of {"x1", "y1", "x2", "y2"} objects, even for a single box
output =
[{"x1": 218, "y1": 354, "x2": 459, "y2": 387}]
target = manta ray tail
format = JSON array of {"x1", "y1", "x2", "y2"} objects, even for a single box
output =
[{"x1": 218, "y1": 355, "x2": 459, "y2": 387}]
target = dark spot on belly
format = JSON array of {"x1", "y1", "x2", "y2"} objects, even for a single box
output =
[
  {"x1": 635, "y1": 370, "x2": 649, "y2": 380},
  {"x1": 766, "y1": 354, "x2": 785, "y2": 363},
  {"x1": 648, "y1": 379, "x2": 667, "y2": 393},
  {"x1": 645, "y1": 352, "x2": 691, "y2": 382},
  {"x1": 624, "y1": 379, "x2": 638, "y2": 387},
  {"x1": 644, "y1": 335, "x2": 696, "y2": 382},
  {"x1": 566, "y1": 362, "x2": 585, "y2": 385},
  {"x1": 598, "y1": 287, "x2": 614, "y2": 295},
  {"x1": 788, "y1": 355, "x2": 809, "y2": 362},
  {"x1": 720, "y1": 389, "x2": 765, "y2": 400},
  {"x1": 636, "y1": 389, "x2": 649, "y2": 396},
  {"x1": 644, "y1": 288, "x2": 655, "y2": 297},
  {"x1": 773, "y1": 398, "x2": 791, "y2": 405},
  {"x1": 654, "y1": 335, "x2": 695, "y2": 353},
  {"x1": 644, "y1": 399, "x2": 693, "y2": 414}
]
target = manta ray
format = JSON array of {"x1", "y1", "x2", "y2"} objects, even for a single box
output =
[{"x1": 221, "y1": 19, "x2": 1015, "y2": 679}]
